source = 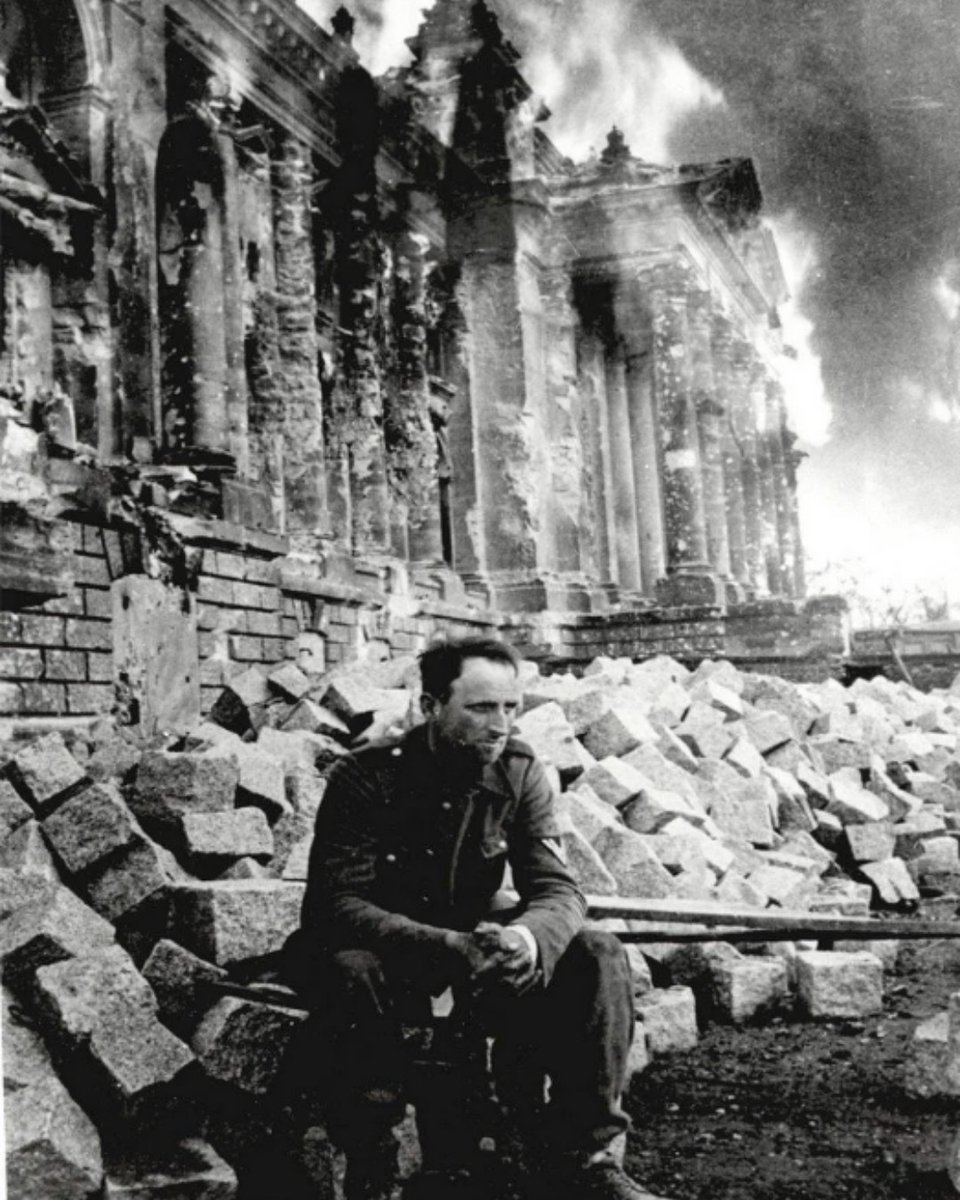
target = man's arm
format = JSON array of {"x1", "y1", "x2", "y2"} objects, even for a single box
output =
[
  {"x1": 299, "y1": 755, "x2": 474, "y2": 980},
  {"x1": 506, "y1": 752, "x2": 587, "y2": 984}
]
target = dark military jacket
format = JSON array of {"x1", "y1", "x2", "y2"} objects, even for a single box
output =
[{"x1": 288, "y1": 724, "x2": 586, "y2": 990}]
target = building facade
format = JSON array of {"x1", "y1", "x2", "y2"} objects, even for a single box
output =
[{"x1": 0, "y1": 0, "x2": 837, "y2": 730}]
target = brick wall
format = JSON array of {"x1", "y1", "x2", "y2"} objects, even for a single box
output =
[{"x1": 0, "y1": 523, "x2": 118, "y2": 718}]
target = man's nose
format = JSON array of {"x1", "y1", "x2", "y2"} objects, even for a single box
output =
[{"x1": 488, "y1": 707, "x2": 511, "y2": 733}]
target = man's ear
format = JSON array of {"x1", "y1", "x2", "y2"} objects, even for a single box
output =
[{"x1": 420, "y1": 692, "x2": 438, "y2": 719}]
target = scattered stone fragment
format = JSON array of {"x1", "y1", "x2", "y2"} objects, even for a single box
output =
[
  {"x1": 42, "y1": 782, "x2": 139, "y2": 875},
  {"x1": 210, "y1": 667, "x2": 274, "y2": 735},
  {"x1": 795, "y1": 950, "x2": 884, "y2": 1019},
  {"x1": 5, "y1": 733, "x2": 89, "y2": 815},
  {"x1": 622, "y1": 788, "x2": 699, "y2": 835},
  {"x1": 591, "y1": 825, "x2": 675, "y2": 898},
  {"x1": 826, "y1": 774, "x2": 889, "y2": 825},
  {"x1": 6, "y1": 1065, "x2": 104, "y2": 1200},
  {"x1": 285, "y1": 768, "x2": 327, "y2": 818},
  {"x1": 103, "y1": 1138, "x2": 237, "y2": 1200},
  {"x1": 267, "y1": 662, "x2": 313, "y2": 702},
  {"x1": 219, "y1": 856, "x2": 270, "y2": 881},
  {"x1": 172, "y1": 880, "x2": 306, "y2": 965},
  {"x1": 0, "y1": 819, "x2": 59, "y2": 878},
  {"x1": 34, "y1": 944, "x2": 195, "y2": 1117},
  {"x1": 564, "y1": 827, "x2": 618, "y2": 895},
  {"x1": 142, "y1": 939, "x2": 228, "y2": 1040},
  {"x1": 904, "y1": 1011, "x2": 954, "y2": 1098},
  {"x1": 578, "y1": 757, "x2": 646, "y2": 808},
  {"x1": 709, "y1": 778, "x2": 776, "y2": 847},
  {"x1": 0, "y1": 776, "x2": 34, "y2": 841},
  {"x1": 192, "y1": 995, "x2": 305, "y2": 1094},
  {"x1": 133, "y1": 751, "x2": 238, "y2": 824},
  {"x1": 281, "y1": 698, "x2": 351, "y2": 739},
  {"x1": 513, "y1": 702, "x2": 584, "y2": 780},
  {"x1": 713, "y1": 957, "x2": 790, "y2": 1023},
  {"x1": 845, "y1": 822, "x2": 896, "y2": 864},
  {"x1": 860, "y1": 857, "x2": 921, "y2": 905},
  {"x1": 0, "y1": 877, "x2": 115, "y2": 984},
  {"x1": 636, "y1": 986, "x2": 699, "y2": 1054},
  {"x1": 179, "y1": 809, "x2": 274, "y2": 868},
  {"x1": 581, "y1": 701, "x2": 658, "y2": 761},
  {"x1": 723, "y1": 737, "x2": 765, "y2": 780},
  {"x1": 84, "y1": 836, "x2": 184, "y2": 923},
  {"x1": 562, "y1": 783, "x2": 623, "y2": 844}
]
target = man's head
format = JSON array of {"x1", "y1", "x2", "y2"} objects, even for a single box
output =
[{"x1": 419, "y1": 637, "x2": 522, "y2": 766}]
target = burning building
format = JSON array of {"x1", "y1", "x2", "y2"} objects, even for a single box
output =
[{"x1": 0, "y1": 0, "x2": 841, "y2": 732}]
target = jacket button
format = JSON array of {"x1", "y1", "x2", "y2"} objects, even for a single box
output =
[
  {"x1": 441, "y1": 802, "x2": 451, "y2": 811},
  {"x1": 386, "y1": 853, "x2": 397, "y2": 863},
  {"x1": 391, "y1": 747, "x2": 402, "y2": 757},
  {"x1": 426, "y1": 848, "x2": 435, "y2": 857}
]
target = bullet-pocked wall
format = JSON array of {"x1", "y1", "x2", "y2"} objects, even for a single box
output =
[{"x1": 0, "y1": 0, "x2": 823, "y2": 729}]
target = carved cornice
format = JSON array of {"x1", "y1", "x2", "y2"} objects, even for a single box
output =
[{"x1": 166, "y1": 0, "x2": 352, "y2": 161}]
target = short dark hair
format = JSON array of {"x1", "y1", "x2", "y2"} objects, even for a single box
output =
[{"x1": 419, "y1": 636, "x2": 521, "y2": 701}]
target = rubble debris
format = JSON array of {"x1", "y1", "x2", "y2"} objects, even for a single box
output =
[{"x1": 5, "y1": 648, "x2": 960, "y2": 1194}]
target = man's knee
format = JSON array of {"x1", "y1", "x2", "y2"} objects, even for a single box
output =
[{"x1": 565, "y1": 928, "x2": 630, "y2": 975}]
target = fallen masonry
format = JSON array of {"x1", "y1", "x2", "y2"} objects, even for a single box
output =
[{"x1": 4, "y1": 652, "x2": 960, "y2": 1194}]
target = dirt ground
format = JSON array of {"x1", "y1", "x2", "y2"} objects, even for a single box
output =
[{"x1": 624, "y1": 936, "x2": 960, "y2": 1200}]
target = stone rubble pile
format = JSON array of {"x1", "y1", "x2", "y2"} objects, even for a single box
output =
[{"x1": 4, "y1": 652, "x2": 960, "y2": 1195}]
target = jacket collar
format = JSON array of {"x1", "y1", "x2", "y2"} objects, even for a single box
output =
[{"x1": 400, "y1": 724, "x2": 514, "y2": 799}]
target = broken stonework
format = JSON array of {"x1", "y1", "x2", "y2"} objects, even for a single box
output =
[
  {"x1": 172, "y1": 880, "x2": 306, "y2": 965},
  {"x1": 578, "y1": 757, "x2": 645, "y2": 808},
  {"x1": 795, "y1": 950, "x2": 884, "y2": 1019},
  {"x1": 84, "y1": 836, "x2": 185, "y2": 923},
  {"x1": 207, "y1": 741, "x2": 290, "y2": 823},
  {"x1": 712, "y1": 957, "x2": 789, "y2": 1023},
  {"x1": 0, "y1": 820, "x2": 59, "y2": 878},
  {"x1": 636, "y1": 986, "x2": 699, "y2": 1054},
  {"x1": 844, "y1": 822, "x2": 897, "y2": 864},
  {"x1": 904, "y1": 1012, "x2": 954, "y2": 1099},
  {"x1": 42, "y1": 782, "x2": 140, "y2": 875},
  {"x1": 5, "y1": 732, "x2": 90, "y2": 814},
  {"x1": 0, "y1": 876, "x2": 115, "y2": 985},
  {"x1": 192, "y1": 995, "x2": 306, "y2": 1094},
  {"x1": 564, "y1": 827, "x2": 618, "y2": 895},
  {"x1": 513, "y1": 702, "x2": 584, "y2": 781},
  {"x1": 708, "y1": 778, "x2": 776, "y2": 847},
  {"x1": 179, "y1": 809, "x2": 274, "y2": 869},
  {"x1": 860, "y1": 857, "x2": 921, "y2": 906},
  {"x1": 34, "y1": 944, "x2": 195, "y2": 1118},
  {"x1": 133, "y1": 751, "x2": 239, "y2": 824},
  {"x1": 0, "y1": 776, "x2": 34, "y2": 840},
  {"x1": 142, "y1": 939, "x2": 228, "y2": 1040},
  {"x1": 102, "y1": 1138, "x2": 237, "y2": 1200},
  {"x1": 581, "y1": 701, "x2": 658, "y2": 761},
  {"x1": 591, "y1": 825, "x2": 675, "y2": 898},
  {"x1": 6, "y1": 1067, "x2": 104, "y2": 1200},
  {"x1": 209, "y1": 667, "x2": 274, "y2": 736}
]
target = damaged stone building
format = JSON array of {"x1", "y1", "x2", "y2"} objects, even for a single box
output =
[{"x1": 0, "y1": 0, "x2": 842, "y2": 733}]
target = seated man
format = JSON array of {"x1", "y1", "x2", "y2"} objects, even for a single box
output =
[{"x1": 282, "y1": 636, "x2": 670, "y2": 1200}]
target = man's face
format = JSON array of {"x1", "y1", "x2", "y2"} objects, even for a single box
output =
[{"x1": 423, "y1": 656, "x2": 520, "y2": 766}]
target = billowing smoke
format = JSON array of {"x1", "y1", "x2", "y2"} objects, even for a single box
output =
[{"x1": 298, "y1": 0, "x2": 960, "y2": 607}]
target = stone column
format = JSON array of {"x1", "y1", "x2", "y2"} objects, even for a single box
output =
[
  {"x1": 273, "y1": 135, "x2": 328, "y2": 536},
  {"x1": 764, "y1": 381, "x2": 794, "y2": 596},
  {"x1": 711, "y1": 319, "x2": 748, "y2": 594},
  {"x1": 687, "y1": 292, "x2": 730, "y2": 580},
  {"x1": 605, "y1": 344, "x2": 643, "y2": 592},
  {"x1": 542, "y1": 269, "x2": 586, "y2": 583},
  {"x1": 753, "y1": 372, "x2": 781, "y2": 597},
  {"x1": 577, "y1": 333, "x2": 618, "y2": 593},
  {"x1": 388, "y1": 229, "x2": 443, "y2": 565},
  {"x1": 332, "y1": 65, "x2": 390, "y2": 555},
  {"x1": 729, "y1": 342, "x2": 766, "y2": 595},
  {"x1": 651, "y1": 270, "x2": 722, "y2": 606},
  {"x1": 624, "y1": 351, "x2": 666, "y2": 596},
  {"x1": 784, "y1": 432, "x2": 808, "y2": 597}
]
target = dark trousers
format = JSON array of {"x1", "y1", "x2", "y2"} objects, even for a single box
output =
[{"x1": 281, "y1": 929, "x2": 634, "y2": 1166}]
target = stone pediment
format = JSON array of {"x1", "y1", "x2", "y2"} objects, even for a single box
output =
[{"x1": 0, "y1": 103, "x2": 102, "y2": 255}]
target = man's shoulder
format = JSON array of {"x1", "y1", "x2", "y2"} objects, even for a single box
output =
[{"x1": 502, "y1": 735, "x2": 538, "y2": 763}]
